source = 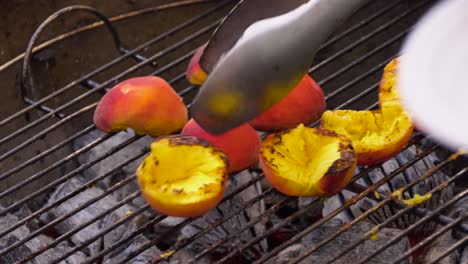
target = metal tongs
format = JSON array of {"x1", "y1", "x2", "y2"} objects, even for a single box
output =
[{"x1": 190, "y1": 0, "x2": 370, "y2": 134}]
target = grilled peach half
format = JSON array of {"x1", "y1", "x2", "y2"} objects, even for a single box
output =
[
  {"x1": 379, "y1": 57, "x2": 420, "y2": 131},
  {"x1": 181, "y1": 119, "x2": 261, "y2": 173},
  {"x1": 249, "y1": 74, "x2": 326, "y2": 132},
  {"x1": 136, "y1": 135, "x2": 228, "y2": 217},
  {"x1": 320, "y1": 103, "x2": 414, "y2": 166},
  {"x1": 379, "y1": 57, "x2": 401, "y2": 106},
  {"x1": 259, "y1": 124, "x2": 356, "y2": 197},
  {"x1": 94, "y1": 76, "x2": 188, "y2": 137},
  {"x1": 186, "y1": 44, "x2": 208, "y2": 85}
]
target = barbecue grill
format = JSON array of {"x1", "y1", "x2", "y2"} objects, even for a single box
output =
[{"x1": 0, "y1": 0, "x2": 466, "y2": 263}]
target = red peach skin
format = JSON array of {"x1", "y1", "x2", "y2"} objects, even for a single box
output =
[
  {"x1": 94, "y1": 76, "x2": 188, "y2": 137},
  {"x1": 249, "y1": 74, "x2": 326, "y2": 132},
  {"x1": 182, "y1": 119, "x2": 261, "y2": 173}
]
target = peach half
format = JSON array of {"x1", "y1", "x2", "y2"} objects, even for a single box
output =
[
  {"x1": 379, "y1": 57, "x2": 401, "y2": 105},
  {"x1": 379, "y1": 57, "x2": 421, "y2": 131},
  {"x1": 93, "y1": 76, "x2": 188, "y2": 137},
  {"x1": 259, "y1": 124, "x2": 356, "y2": 197},
  {"x1": 181, "y1": 119, "x2": 261, "y2": 173},
  {"x1": 186, "y1": 44, "x2": 208, "y2": 85},
  {"x1": 249, "y1": 74, "x2": 326, "y2": 132},
  {"x1": 320, "y1": 103, "x2": 414, "y2": 166},
  {"x1": 136, "y1": 135, "x2": 228, "y2": 217}
]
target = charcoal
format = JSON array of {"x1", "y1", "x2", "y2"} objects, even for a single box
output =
[
  {"x1": 323, "y1": 144, "x2": 454, "y2": 234},
  {"x1": 180, "y1": 170, "x2": 266, "y2": 258},
  {"x1": 297, "y1": 196, "x2": 324, "y2": 223},
  {"x1": 103, "y1": 213, "x2": 160, "y2": 264},
  {"x1": 321, "y1": 189, "x2": 361, "y2": 222},
  {"x1": 151, "y1": 216, "x2": 186, "y2": 248},
  {"x1": 73, "y1": 129, "x2": 152, "y2": 211},
  {"x1": 13, "y1": 204, "x2": 40, "y2": 231},
  {"x1": 449, "y1": 196, "x2": 468, "y2": 240},
  {"x1": 300, "y1": 218, "x2": 411, "y2": 264},
  {"x1": 421, "y1": 229, "x2": 460, "y2": 264},
  {"x1": 165, "y1": 249, "x2": 212, "y2": 264},
  {"x1": 0, "y1": 206, "x2": 86, "y2": 264},
  {"x1": 461, "y1": 246, "x2": 468, "y2": 264},
  {"x1": 268, "y1": 244, "x2": 306, "y2": 264},
  {"x1": 40, "y1": 177, "x2": 137, "y2": 256}
]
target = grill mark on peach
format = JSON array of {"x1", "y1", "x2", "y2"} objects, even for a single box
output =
[
  {"x1": 173, "y1": 188, "x2": 184, "y2": 194},
  {"x1": 327, "y1": 145, "x2": 356, "y2": 174},
  {"x1": 167, "y1": 135, "x2": 212, "y2": 147}
]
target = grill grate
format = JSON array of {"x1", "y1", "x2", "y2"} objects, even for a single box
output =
[{"x1": 0, "y1": 0, "x2": 466, "y2": 263}]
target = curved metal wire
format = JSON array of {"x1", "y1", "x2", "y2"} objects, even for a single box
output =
[
  {"x1": 20, "y1": 5, "x2": 123, "y2": 103},
  {"x1": 0, "y1": 0, "x2": 214, "y2": 73}
]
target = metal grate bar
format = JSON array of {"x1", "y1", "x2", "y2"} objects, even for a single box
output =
[
  {"x1": 102, "y1": 120, "x2": 430, "y2": 264},
  {"x1": 317, "y1": 24, "x2": 408, "y2": 87},
  {"x1": 16, "y1": 188, "x2": 141, "y2": 264},
  {"x1": 0, "y1": 133, "x2": 139, "y2": 218},
  {"x1": 0, "y1": 50, "x2": 206, "y2": 212},
  {"x1": 39, "y1": 173, "x2": 262, "y2": 263},
  {"x1": 0, "y1": 147, "x2": 147, "y2": 245},
  {"x1": 252, "y1": 143, "x2": 442, "y2": 264},
  {"x1": 0, "y1": 124, "x2": 95, "y2": 181},
  {"x1": 357, "y1": 188, "x2": 468, "y2": 264},
  {"x1": 2, "y1": 1, "x2": 459, "y2": 263},
  {"x1": 309, "y1": 0, "x2": 430, "y2": 74},
  {"x1": 0, "y1": 0, "x2": 425, "y2": 146},
  {"x1": 82, "y1": 172, "x2": 264, "y2": 264},
  {"x1": 324, "y1": 56, "x2": 394, "y2": 100},
  {"x1": 95, "y1": 58, "x2": 420, "y2": 262},
  {"x1": 0, "y1": 53, "x2": 208, "y2": 260},
  {"x1": 23, "y1": 97, "x2": 66, "y2": 119},
  {"x1": 0, "y1": 0, "x2": 420, "y2": 165},
  {"x1": 335, "y1": 82, "x2": 379, "y2": 110},
  {"x1": 1, "y1": 0, "x2": 413, "y2": 214},
  {"x1": 391, "y1": 212, "x2": 468, "y2": 264},
  {"x1": 0, "y1": 129, "x2": 113, "y2": 199},
  {"x1": 80, "y1": 50, "x2": 195, "y2": 96},
  {"x1": 155, "y1": 138, "x2": 431, "y2": 264},
  {"x1": 0, "y1": 1, "x2": 229, "y2": 128},
  {"x1": 152, "y1": 186, "x2": 277, "y2": 263},
  {"x1": 318, "y1": 0, "x2": 404, "y2": 50},
  {"x1": 359, "y1": 188, "x2": 468, "y2": 264},
  {"x1": 189, "y1": 196, "x2": 293, "y2": 263},
  {"x1": 0, "y1": 19, "x2": 221, "y2": 147},
  {"x1": 0, "y1": 129, "x2": 122, "y2": 196},
  {"x1": 19, "y1": 189, "x2": 145, "y2": 264},
  {"x1": 50, "y1": 206, "x2": 161, "y2": 264},
  {"x1": 294, "y1": 168, "x2": 467, "y2": 264},
  {"x1": 427, "y1": 235, "x2": 468, "y2": 264},
  {"x1": 0, "y1": 103, "x2": 96, "y2": 162},
  {"x1": 119, "y1": 47, "x2": 158, "y2": 67},
  {"x1": 150, "y1": 49, "x2": 198, "y2": 77},
  {"x1": 348, "y1": 181, "x2": 468, "y2": 232}
]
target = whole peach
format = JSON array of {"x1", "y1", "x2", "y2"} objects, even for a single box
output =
[
  {"x1": 93, "y1": 76, "x2": 188, "y2": 137},
  {"x1": 249, "y1": 74, "x2": 326, "y2": 132},
  {"x1": 181, "y1": 119, "x2": 261, "y2": 173}
]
